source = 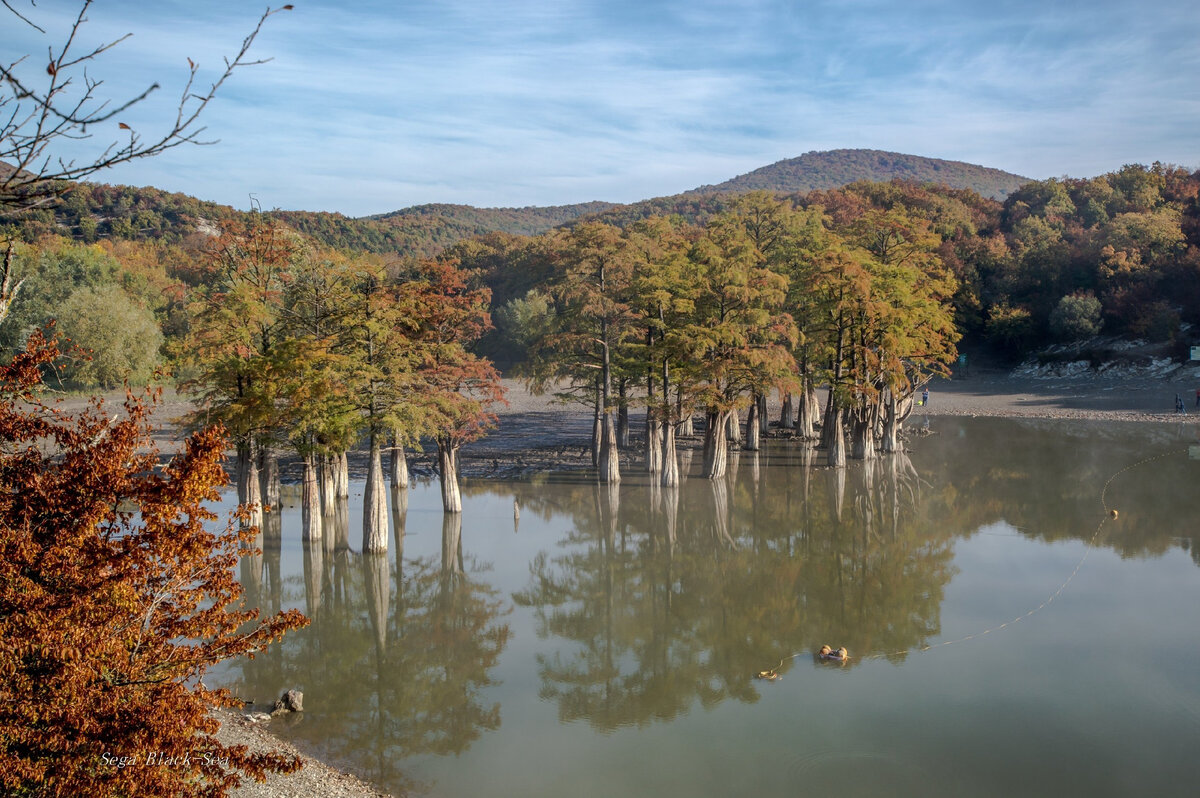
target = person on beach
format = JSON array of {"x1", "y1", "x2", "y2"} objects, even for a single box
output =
[
  {"x1": 1195, "y1": 388, "x2": 1199, "y2": 408},
  {"x1": 1176, "y1": 394, "x2": 1185, "y2": 414},
  {"x1": 922, "y1": 387, "x2": 930, "y2": 407}
]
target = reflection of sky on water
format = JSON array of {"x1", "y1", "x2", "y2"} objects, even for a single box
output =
[{"x1": 213, "y1": 417, "x2": 1200, "y2": 798}]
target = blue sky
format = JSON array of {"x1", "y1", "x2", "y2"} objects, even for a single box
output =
[{"x1": 6, "y1": 0, "x2": 1198, "y2": 216}]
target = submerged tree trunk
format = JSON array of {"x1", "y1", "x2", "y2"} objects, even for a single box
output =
[
  {"x1": 363, "y1": 436, "x2": 389, "y2": 552},
  {"x1": 336, "y1": 451, "x2": 350, "y2": 499},
  {"x1": 437, "y1": 437, "x2": 463, "y2": 513},
  {"x1": 320, "y1": 453, "x2": 338, "y2": 516},
  {"x1": 850, "y1": 414, "x2": 875, "y2": 460},
  {"x1": 660, "y1": 421, "x2": 679, "y2": 486},
  {"x1": 880, "y1": 390, "x2": 902, "y2": 453},
  {"x1": 389, "y1": 437, "x2": 409, "y2": 489},
  {"x1": 726, "y1": 409, "x2": 742, "y2": 445},
  {"x1": 259, "y1": 447, "x2": 280, "y2": 514},
  {"x1": 301, "y1": 455, "x2": 323, "y2": 542},
  {"x1": 598, "y1": 410, "x2": 621, "y2": 484},
  {"x1": 237, "y1": 441, "x2": 263, "y2": 529},
  {"x1": 591, "y1": 381, "x2": 602, "y2": 468},
  {"x1": 703, "y1": 409, "x2": 732, "y2": 479},
  {"x1": 645, "y1": 416, "x2": 662, "y2": 473},
  {"x1": 781, "y1": 392, "x2": 795, "y2": 429},
  {"x1": 745, "y1": 398, "x2": 761, "y2": 451},
  {"x1": 826, "y1": 406, "x2": 847, "y2": 468}
]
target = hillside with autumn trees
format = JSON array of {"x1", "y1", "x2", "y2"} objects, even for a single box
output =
[{"x1": 2, "y1": 156, "x2": 1199, "y2": 400}]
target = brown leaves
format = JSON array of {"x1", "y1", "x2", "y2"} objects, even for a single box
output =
[{"x1": 0, "y1": 333, "x2": 308, "y2": 797}]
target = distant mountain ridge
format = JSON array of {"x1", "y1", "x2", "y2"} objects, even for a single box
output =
[
  {"x1": 9, "y1": 149, "x2": 1031, "y2": 255},
  {"x1": 691, "y1": 149, "x2": 1030, "y2": 200}
]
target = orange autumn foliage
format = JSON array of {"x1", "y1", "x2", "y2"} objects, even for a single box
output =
[{"x1": 0, "y1": 330, "x2": 308, "y2": 797}]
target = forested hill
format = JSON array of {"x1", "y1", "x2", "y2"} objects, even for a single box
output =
[
  {"x1": 4, "y1": 150, "x2": 1030, "y2": 257},
  {"x1": 691, "y1": 149, "x2": 1030, "y2": 200}
]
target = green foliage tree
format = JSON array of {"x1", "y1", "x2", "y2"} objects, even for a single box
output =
[
  {"x1": 56, "y1": 284, "x2": 163, "y2": 388},
  {"x1": 1049, "y1": 292, "x2": 1103, "y2": 342}
]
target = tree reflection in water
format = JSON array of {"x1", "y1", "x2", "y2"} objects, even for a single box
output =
[
  {"x1": 232, "y1": 490, "x2": 511, "y2": 795},
  {"x1": 511, "y1": 446, "x2": 955, "y2": 731}
]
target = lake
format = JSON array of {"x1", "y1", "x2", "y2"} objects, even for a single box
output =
[{"x1": 215, "y1": 417, "x2": 1200, "y2": 797}]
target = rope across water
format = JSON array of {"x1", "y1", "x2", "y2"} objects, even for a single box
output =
[{"x1": 756, "y1": 446, "x2": 1189, "y2": 678}]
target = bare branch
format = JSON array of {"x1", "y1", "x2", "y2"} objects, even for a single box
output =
[{"x1": 1, "y1": 3, "x2": 292, "y2": 212}]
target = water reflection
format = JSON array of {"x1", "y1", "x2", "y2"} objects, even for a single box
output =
[{"x1": 224, "y1": 418, "x2": 1200, "y2": 796}]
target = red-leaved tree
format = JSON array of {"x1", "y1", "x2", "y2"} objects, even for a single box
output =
[{"x1": 0, "y1": 330, "x2": 308, "y2": 797}]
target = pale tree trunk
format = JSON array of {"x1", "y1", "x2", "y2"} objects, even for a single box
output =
[
  {"x1": 826, "y1": 406, "x2": 847, "y2": 468},
  {"x1": 320, "y1": 454, "x2": 337, "y2": 516},
  {"x1": 333, "y1": 494, "x2": 351, "y2": 551},
  {"x1": 745, "y1": 398, "x2": 761, "y2": 451},
  {"x1": 880, "y1": 390, "x2": 902, "y2": 453},
  {"x1": 237, "y1": 441, "x2": 263, "y2": 530},
  {"x1": 703, "y1": 409, "x2": 732, "y2": 479},
  {"x1": 363, "y1": 436, "x2": 389, "y2": 553},
  {"x1": 726, "y1": 409, "x2": 742, "y2": 445},
  {"x1": 645, "y1": 416, "x2": 662, "y2": 473},
  {"x1": 660, "y1": 422, "x2": 679, "y2": 487},
  {"x1": 598, "y1": 411, "x2": 621, "y2": 483},
  {"x1": 850, "y1": 413, "x2": 875, "y2": 460},
  {"x1": 336, "y1": 451, "x2": 350, "y2": 499},
  {"x1": 438, "y1": 438, "x2": 463, "y2": 513},
  {"x1": 389, "y1": 437, "x2": 409, "y2": 489},
  {"x1": 797, "y1": 383, "x2": 817, "y2": 439},
  {"x1": 259, "y1": 447, "x2": 280, "y2": 514},
  {"x1": 781, "y1": 392, "x2": 795, "y2": 429},
  {"x1": 591, "y1": 382, "x2": 602, "y2": 468},
  {"x1": 301, "y1": 455, "x2": 323, "y2": 542}
]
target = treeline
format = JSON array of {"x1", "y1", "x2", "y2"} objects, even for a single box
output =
[
  {"x1": 178, "y1": 219, "x2": 502, "y2": 533},
  {"x1": 455, "y1": 188, "x2": 963, "y2": 478}
]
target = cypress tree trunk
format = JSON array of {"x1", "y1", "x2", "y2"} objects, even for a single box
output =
[
  {"x1": 237, "y1": 441, "x2": 263, "y2": 530},
  {"x1": 591, "y1": 382, "x2": 602, "y2": 468},
  {"x1": 745, "y1": 399, "x2": 761, "y2": 451},
  {"x1": 660, "y1": 421, "x2": 679, "y2": 486},
  {"x1": 438, "y1": 437, "x2": 463, "y2": 513},
  {"x1": 363, "y1": 436, "x2": 389, "y2": 552},
  {"x1": 726, "y1": 408, "x2": 742, "y2": 445},
  {"x1": 850, "y1": 414, "x2": 875, "y2": 460},
  {"x1": 320, "y1": 453, "x2": 337, "y2": 516},
  {"x1": 826, "y1": 407, "x2": 847, "y2": 468},
  {"x1": 616, "y1": 380, "x2": 630, "y2": 449},
  {"x1": 703, "y1": 410, "x2": 731, "y2": 479},
  {"x1": 780, "y1": 392, "x2": 795, "y2": 429},
  {"x1": 336, "y1": 451, "x2": 350, "y2": 499},
  {"x1": 880, "y1": 391, "x2": 902, "y2": 453},
  {"x1": 598, "y1": 411, "x2": 621, "y2": 483},
  {"x1": 758, "y1": 393, "x2": 769, "y2": 434},
  {"x1": 645, "y1": 416, "x2": 662, "y2": 473},
  {"x1": 259, "y1": 446, "x2": 280, "y2": 514},
  {"x1": 301, "y1": 455, "x2": 323, "y2": 542},
  {"x1": 389, "y1": 439, "x2": 409, "y2": 490}
]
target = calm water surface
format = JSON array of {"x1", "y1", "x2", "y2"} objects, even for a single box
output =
[{"x1": 216, "y1": 417, "x2": 1200, "y2": 797}]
